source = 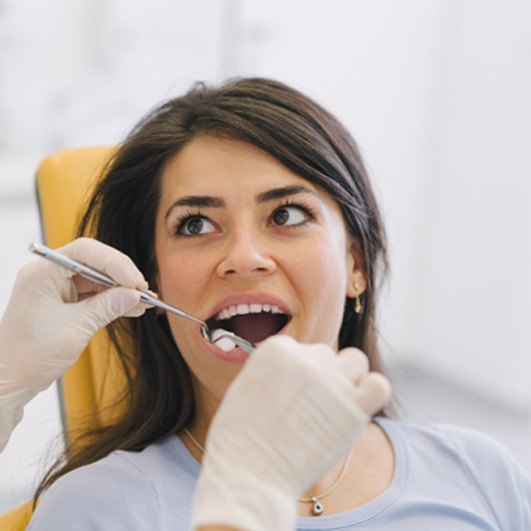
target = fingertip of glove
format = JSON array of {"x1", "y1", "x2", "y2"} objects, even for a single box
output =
[
  {"x1": 110, "y1": 288, "x2": 143, "y2": 316},
  {"x1": 357, "y1": 372, "x2": 392, "y2": 416}
]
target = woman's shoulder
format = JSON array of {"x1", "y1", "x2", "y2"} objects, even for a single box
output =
[
  {"x1": 380, "y1": 416, "x2": 519, "y2": 463},
  {"x1": 377, "y1": 416, "x2": 531, "y2": 524},
  {"x1": 379, "y1": 416, "x2": 523, "y2": 471},
  {"x1": 28, "y1": 435, "x2": 196, "y2": 529}
]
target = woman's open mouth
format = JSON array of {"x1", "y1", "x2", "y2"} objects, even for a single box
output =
[{"x1": 205, "y1": 302, "x2": 291, "y2": 346}]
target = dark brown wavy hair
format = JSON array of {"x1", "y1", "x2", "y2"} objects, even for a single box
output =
[{"x1": 35, "y1": 77, "x2": 388, "y2": 501}]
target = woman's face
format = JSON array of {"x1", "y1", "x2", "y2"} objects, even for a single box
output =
[{"x1": 155, "y1": 135, "x2": 364, "y2": 410}]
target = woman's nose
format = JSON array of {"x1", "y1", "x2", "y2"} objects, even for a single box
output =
[{"x1": 216, "y1": 229, "x2": 276, "y2": 278}]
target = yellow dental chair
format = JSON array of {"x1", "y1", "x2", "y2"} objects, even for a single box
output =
[{"x1": 0, "y1": 146, "x2": 122, "y2": 530}]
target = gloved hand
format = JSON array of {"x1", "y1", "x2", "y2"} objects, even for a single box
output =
[
  {"x1": 191, "y1": 335, "x2": 391, "y2": 531},
  {"x1": 0, "y1": 238, "x2": 149, "y2": 451}
]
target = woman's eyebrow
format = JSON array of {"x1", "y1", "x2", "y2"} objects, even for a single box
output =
[
  {"x1": 164, "y1": 196, "x2": 225, "y2": 220},
  {"x1": 256, "y1": 185, "x2": 321, "y2": 203}
]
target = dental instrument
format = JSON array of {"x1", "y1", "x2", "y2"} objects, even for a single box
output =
[{"x1": 29, "y1": 242, "x2": 255, "y2": 354}]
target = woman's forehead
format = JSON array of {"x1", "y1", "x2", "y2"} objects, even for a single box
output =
[{"x1": 159, "y1": 135, "x2": 319, "y2": 196}]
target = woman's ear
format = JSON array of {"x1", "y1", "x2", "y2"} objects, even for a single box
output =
[
  {"x1": 345, "y1": 243, "x2": 367, "y2": 299},
  {"x1": 346, "y1": 271, "x2": 367, "y2": 299}
]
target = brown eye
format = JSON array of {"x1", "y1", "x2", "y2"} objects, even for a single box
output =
[
  {"x1": 176, "y1": 215, "x2": 216, "y2": 237},
  {"x1": 271, "y1": 205, "x2": 308, "y2": 227},
  {"x1": 273, "y1": 208, "x2": 290, "y2": 225},
  {"x1": 185, "y1": 218, "x2": 204, "y2": 235}
]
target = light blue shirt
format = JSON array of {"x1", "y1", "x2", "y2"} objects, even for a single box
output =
[{"x1": 28, "y1": 417, "x2": 531, "y2": 530}]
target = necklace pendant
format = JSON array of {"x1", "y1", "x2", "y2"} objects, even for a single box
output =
[{"x1": 311, "y1": 497, "x2": 324, "y2": 516}]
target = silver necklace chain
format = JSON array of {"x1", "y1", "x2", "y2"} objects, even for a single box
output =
[{"x1": 183, "y1": 428, "x2": 351, "y2": 516}]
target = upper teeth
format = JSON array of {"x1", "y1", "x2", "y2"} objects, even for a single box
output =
[{"x1": 214, "y1": 303, "x2": 284, "y2": 321}]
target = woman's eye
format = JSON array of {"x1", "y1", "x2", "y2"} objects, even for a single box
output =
[
  {"x1": 176, "y1": 216, "x2": 216, "y2": 237},
  {"x1": 270, "y1": 205, "x2": 310, "y2": 227}
]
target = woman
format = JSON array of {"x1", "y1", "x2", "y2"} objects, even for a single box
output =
[{"x1": 27, "y1": 78, "x2": 530, "y2": 529}]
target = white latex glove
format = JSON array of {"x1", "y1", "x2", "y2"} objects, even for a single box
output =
[
  {"x1": 192, "y1": 335, "x2": 391, "y2": 531},
  {"x1": 0, "y1": 238, "x2": 149, "y2": 451}
]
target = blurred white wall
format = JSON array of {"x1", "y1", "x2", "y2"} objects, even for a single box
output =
[{"x1": 1, "y1": 0, "x2": 530, "y2": 512}]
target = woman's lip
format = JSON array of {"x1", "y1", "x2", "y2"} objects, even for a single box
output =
[
  {"x1": 204, "y1": 339, "x2": 249, "y2": 362},
  {"x1": 205, "y1": 292, "x2": 291, "y2": 321}
]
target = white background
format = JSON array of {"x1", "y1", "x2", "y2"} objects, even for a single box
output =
[{"x1": 1, "y1": 0, "x2": 530, "y2": 512}]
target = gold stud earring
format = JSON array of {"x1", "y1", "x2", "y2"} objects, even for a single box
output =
[{"x1": 354, "y1": 280, "x2": 362, "y2": 314}]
